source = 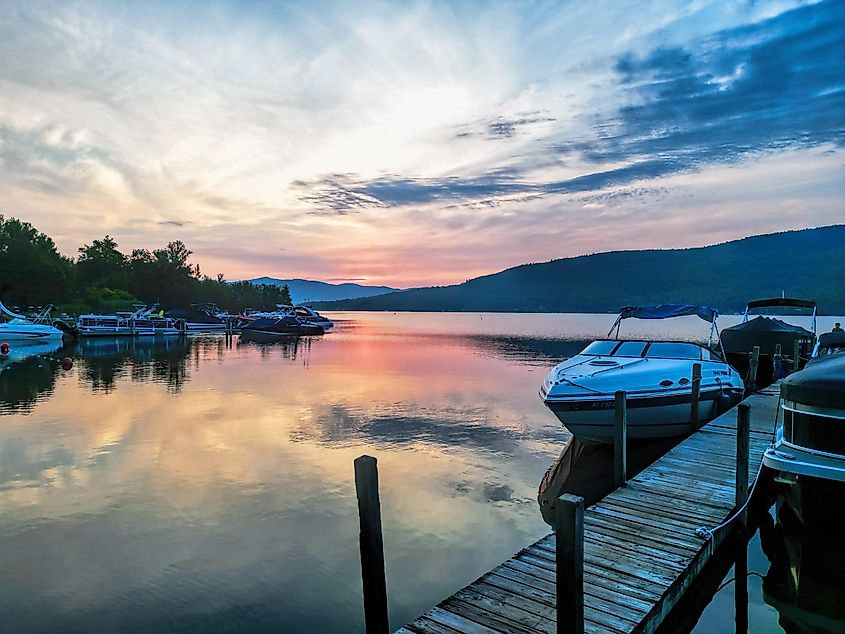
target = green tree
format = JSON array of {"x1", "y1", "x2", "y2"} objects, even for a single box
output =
[
  {"x1": 0, "y1": 215, "x2": 73, "y2": 306},
  {"x1": 77, "y1": 235, "x2": 128, "y2": 291}
]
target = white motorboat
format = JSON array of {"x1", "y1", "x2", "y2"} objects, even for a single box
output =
[
  {"x1": 540, "y1": 305, "x2": 745, "y2": 443},
  {"x1": 0, "y1": 301, "x2": 64, "y2": 341},
  {"x1": 293, "y1": 305, "x2": 333, "y2": 330}
]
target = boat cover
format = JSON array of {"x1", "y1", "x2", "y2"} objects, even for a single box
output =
[
  {"x1": 723, "y1": 316, "x2": 813, "y2": 336},
  {"x1": 781, "y1": 353, "x2": 845, "y2": 409},
  {"x1": 618, "y1": 304, "x2": 718, "y2": 323}
]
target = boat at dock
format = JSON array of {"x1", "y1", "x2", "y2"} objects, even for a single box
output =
[
  {"x1": 239, "y1": 314, "x2": 325, "y2": 337},
  {"x1": 720, "y1": 297, "x2": 817, "y2": 385},
  {"x1": 0, "y1": 301, "x2": 64, "y2": 341},
  {"x1": 763, "y1": 350, "x2": 845, "y2": 524},
  {"x1": 293, "y1": 305, "x2": 333, "y2": 330},
  {"x1": 165, "y1": 304, "x2": 231, "y2": 332},
  {"x1": 540, "y1": 304, "x2": 744, "y2": 443},
  {"x1": 77, "y1": 305, "x2": 182, "y2": 337}
]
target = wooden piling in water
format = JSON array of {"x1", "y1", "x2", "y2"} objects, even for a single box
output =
[
  {"x1": 735, "y1": 403, "x2": 751, "y2": 528},
  {"x1": 793, "y1": 339, "x2": 801, "y2": 371},
  {"x1": 690, "y1": 363, "x2": 701, "y2": 425},
  {"x1": 354, "y1": 455, "x2": 389, "y2": 634},
  {"x1": 555, "y1": 494, "x2": 585, "y2": 634},
  {"x1": 614, "y1": 391, "x2": 627, "y2": 488}
]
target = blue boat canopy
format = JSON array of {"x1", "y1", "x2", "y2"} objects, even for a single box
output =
[{"x1": 617, "y1": 304, "x2": 718, "y2": 323}]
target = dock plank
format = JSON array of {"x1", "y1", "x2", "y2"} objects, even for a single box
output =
[{"x1": 397, "y1": 386, "x2": 780, "y2": 633}]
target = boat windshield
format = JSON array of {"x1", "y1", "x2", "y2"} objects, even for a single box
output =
[
  {"x1": 581, "y1": 340, "x2": 618, "y2": 355},
  {"x1": 645, "y1": 342, "x2": 705, "y2": 360}
]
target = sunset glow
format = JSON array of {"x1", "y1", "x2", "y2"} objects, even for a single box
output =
[{"x1": 1, "y1": 1, "x2": 843, "y2": 286}]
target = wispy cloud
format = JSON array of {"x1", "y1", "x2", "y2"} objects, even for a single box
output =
[{"x1": 0, "y1": 0, "x2": 841, "y2": 285}]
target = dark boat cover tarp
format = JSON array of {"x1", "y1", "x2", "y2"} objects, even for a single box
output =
[
  {"x1": 781, "y1": 353, "x2": 845, "y2": 409},
  {"x1": 721, "y1": 316, "x2": 814, "y2": 356},
  {"x1": 618, "y1": 304, "x2": 718, "y2": 322}
]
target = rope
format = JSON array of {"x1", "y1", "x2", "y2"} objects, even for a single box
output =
[
  {"x1": 715, "y1": 571, "x2": 766, "y2": 593},
  {"x1": 695, "y1": 395, "x2": 781, "y2": 540}
]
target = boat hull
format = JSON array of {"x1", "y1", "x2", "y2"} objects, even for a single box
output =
[
  {"x1": 544, "y1": 387, "x2": 743, "y2": 443},
  {"x1": 0, "y1": 324, "x2": 64, "y2": 341}
]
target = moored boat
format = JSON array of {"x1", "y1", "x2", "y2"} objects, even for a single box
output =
[
  {"x1": 540, "y1": 305, "x2": 744, "y2": 443},
  {"x1": 763, "y1": 350, "x2": 845, "y2": 524},
  {"x1": 293, "y1": 305, "x2": 333, "y2": 330},
  {"x1": 0, "y1": 301, "x2": 64, "y2": 341},
  {"x1": 720, "y1": 298, "x2": 817, "y2": 385}
]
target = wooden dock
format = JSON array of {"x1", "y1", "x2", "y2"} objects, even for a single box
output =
[{"x1": 396, "y1": 384, "x2": 780, "y2": 634}]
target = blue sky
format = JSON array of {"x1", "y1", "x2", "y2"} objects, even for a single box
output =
[{"x1": 0, "y1": 0, "x2": 842, "y2": 285}]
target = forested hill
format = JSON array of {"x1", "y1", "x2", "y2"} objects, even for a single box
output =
[{"x1": 315, "y1": 225, "x2": 845, "y2": 314}]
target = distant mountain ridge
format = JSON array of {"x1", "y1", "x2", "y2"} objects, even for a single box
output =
[
  {"x1": 313, "y1": 225, "x2": 845, "y2": 314},
  {"x1": 249, "y1": 277, "x2": 398, "y2": 303}
]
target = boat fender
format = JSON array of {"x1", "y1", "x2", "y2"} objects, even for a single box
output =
[
  {"x1": 0, "y1": 342, "x2": 8, "y2": 356},
  {"x1": 62, "y1": 357, "x2": 74, "y2": 371}
]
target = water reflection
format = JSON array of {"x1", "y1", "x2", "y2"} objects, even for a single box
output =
[
  {"x1": 0, "y1": 341, "x2": 64, "y2": 414},
  {"x1": 0, "y1": 318, "x2": 576, "y2": 632},
  {"x1": 760, "y1": 495, "x2": 845, "y2": 633},
  {"x1": 536, "y1": 436, "x2": 681, "y2": 525}
]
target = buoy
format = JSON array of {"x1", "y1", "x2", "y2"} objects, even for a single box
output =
[
  {"x1": 0, "y1": 342, "x2": 9, "y2": 355},
  {"x1": 62, "y1": 357, "x2": 74, "y2": 370}
]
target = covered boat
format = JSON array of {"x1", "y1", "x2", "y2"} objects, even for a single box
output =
[
  {"x1": 240, "y1": 314, "x2": 325, "y2": 337},
  {"x1": 720, "y1": 298, "x2": 817, "y2": 385},
  {"x1": 166, "y1": 304, "x2": 230, "y2": 332},
  {"x1": 0, "y1": 301, "x2": 64, "y2": 341},
  {"x1": 540, "y1": 305, "x2": 744, "y2": 443}
]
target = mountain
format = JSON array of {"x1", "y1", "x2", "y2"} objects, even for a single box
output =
[
  {"x1": 313, "y1": 225, "x2": 845, "y2": 314},
  {"x1": 249, "y1": 277, "x2": 398, "y2": 303}
]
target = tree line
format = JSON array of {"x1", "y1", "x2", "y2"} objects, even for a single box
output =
[{"x1": 0, "y1": 215, "x2": 291, "y2": 314}]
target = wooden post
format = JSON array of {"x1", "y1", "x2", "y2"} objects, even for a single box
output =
[
  {"x1": 690, "y1": 363, "x2": 702, "y2": 425},
  {"x1": 736, "y1": 403, "x2": 750, "y2": 527},
  {"x1": 614, "y1": 391, "x2": 627, "y2": 488},
  {"x1": 793, "y1": 338, "x2": 801, "y2": 371},
  {"x1": 748, "y1": 346, "x2": 760, "y2": 392},
  {"x1": 354, "y1": 456, "x2": 389, "y2": 634},
  {"x1": 556, "y1": 494, "x2": 584, "y2": 634}
]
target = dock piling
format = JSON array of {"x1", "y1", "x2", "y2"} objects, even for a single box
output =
[
  {"x1": 736, "y1": 403, "x2": 750, "y2": 528},
  {"x1": 792, "y1": 339, "x2": 801, "y2": 371},
  {"x1": 748, "y1": 346, "x2": 760, "y2": 392},
  {"x1": 614, "y1": 390, "x2": 627, "y2": 487},
  {"x1": 555, "y1": 494, "x2": 585, "y2": 634},
  {"x1": 354, "y1": 455, "x2": 389, "y2": 634},
  {"x1": 690, "y1": 363, "x2": 702, "y2": 424}
]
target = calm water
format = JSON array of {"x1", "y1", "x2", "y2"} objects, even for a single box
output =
[{"x1": 0, "y1": 312, "x2": 841, "y2": 632}]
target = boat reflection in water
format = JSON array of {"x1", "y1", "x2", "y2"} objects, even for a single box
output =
[
  {"x1": 537, "y1": 434, "x2": 681, "y2": 526},
  {"x1": 760, "y1": 500, "x2": 845, "y2": 633},
  {"x1": 0, "y1": 340, "x2": 65, "y2": 414}
]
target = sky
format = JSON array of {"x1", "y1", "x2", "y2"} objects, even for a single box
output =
[{"x1": 0, "y1": 0, "x2": 843, "y2": 287}]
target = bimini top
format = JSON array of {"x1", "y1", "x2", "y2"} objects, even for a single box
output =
[
  {"x1": 746, "y1": 298, "x2": 817, "y2": 311},
  {"x1": 781, "y1": 353, "x2": 845, "y2": 409},
  {"x1": 617, "y1": 305, "x2": 718, "y2": 323}
]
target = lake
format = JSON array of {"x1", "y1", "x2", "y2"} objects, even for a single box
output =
[{"x1": 0, "y1": 312, "x2": 841, "y2": 632}]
